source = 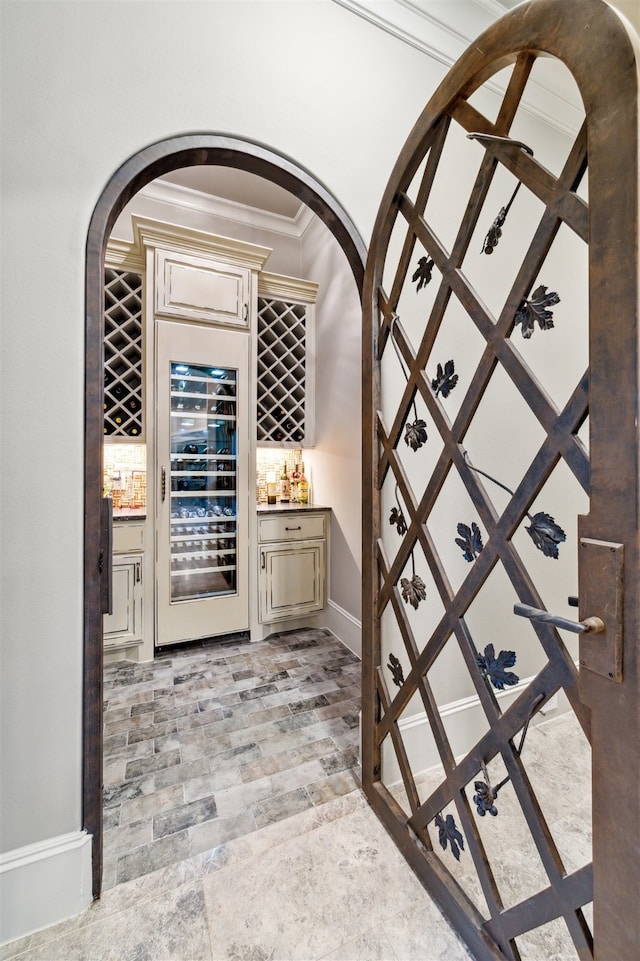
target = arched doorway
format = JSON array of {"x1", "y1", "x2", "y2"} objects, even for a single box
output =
[{"x1": 84, "y1": 134, "x2": 367, "y2": 896}]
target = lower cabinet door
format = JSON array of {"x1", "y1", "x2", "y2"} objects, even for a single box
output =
[
  {"x1": 260, "y1": 540, "x2": 325, "y2": 623},
  {"x1": 103, "y1": 554, "x2": 143, "y2": 646}
]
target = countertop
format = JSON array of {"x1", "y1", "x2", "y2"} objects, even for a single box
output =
[
  {"x1": 113, "y1": 508, "x2": 147, "y2": 521},
  {"x1": 113, "y1": 504, "x2": 329, "y2": 520},
  {"x1": 256, "y1": 502, "x2": 331, "y2": 514}
]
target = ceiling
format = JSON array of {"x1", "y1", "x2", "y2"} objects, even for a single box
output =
[
  {"x1": 158, "y1": 0, "x2": 638, "y2": 219},
  {"x1": 159, "y1": 166, "x2": 302, "y2": 219}
]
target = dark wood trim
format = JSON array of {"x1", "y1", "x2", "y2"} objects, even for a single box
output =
[{"x1": 84, "y1": 135, "x2": 366, "y2": 898}]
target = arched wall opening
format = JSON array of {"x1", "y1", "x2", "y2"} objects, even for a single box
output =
[{"x1": 84, "y1": 134, "x2": 367, "y2": 896}]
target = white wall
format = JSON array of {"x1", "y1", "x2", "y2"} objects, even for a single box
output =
[
  {"x1": 301, "y1": 217, "x2": 363, "y2": 642},
  {"x1": 0, "y1": 0, "x2": 446, "y2": 941}
]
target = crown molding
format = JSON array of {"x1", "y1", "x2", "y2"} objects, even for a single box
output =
[
  {"x1": 139, "y1": 178, "x2": 314, "y2": 239},
  {"x1": 104, "y1": 237, "x2": 145, "y2": 272},
  {"x1": 131, "y1": 215, "x2": 273, "y2": 272},
  {"x1": 330, "y1": 0, "x2": 583, "y2": 136},
  {"x1": 258, "y1": 271, "x2": 319, "y2": 304}
]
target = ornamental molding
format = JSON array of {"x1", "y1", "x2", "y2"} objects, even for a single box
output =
[
  {"x1": 258, "y1": 271, "x2": 319, "y2": 304},
  {"x1": 138, "y1": 178, "x2": 315, "y2": 240},
  {"x1": 131, "y1": 215, "x2": 273, "y2": 272}
]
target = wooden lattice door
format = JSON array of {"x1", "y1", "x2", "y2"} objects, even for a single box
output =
[{"x1": 362, "y1": 2, "x2": 639, "y2": 959}]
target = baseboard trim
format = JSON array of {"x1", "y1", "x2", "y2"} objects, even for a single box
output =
[
  {"x1": 0, "y1": 830, "x2": 92, "y2": 946},
  {"x1": 382, "y1": 673, "x2": 563, "y2": 785},
  {"x1": 325, "y1": 599, "x2": 362, "y2": 657}
]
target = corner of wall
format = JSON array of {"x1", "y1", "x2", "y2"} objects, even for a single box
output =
[
  {"x1": 0, "y1": 831, "x2": 92, "y2": 947},
  {"x1": 325, "y1": 599, "x2": 362, "y2": 658}
]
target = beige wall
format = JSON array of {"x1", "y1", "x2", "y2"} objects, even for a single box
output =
[
  {"x1": 1, "y1": 0, "x2": 622, "y2": 942},
  {"x1": 0, "y1": 0, "x2": 443, "y2": 873}
]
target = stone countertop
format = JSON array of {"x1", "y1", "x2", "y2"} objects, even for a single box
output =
[
  {"x1": 256, "y1": 502, "x2": 331, "y2": 514},
  {"x1": 113, "y1": 508, "x2": 147, "y2": 521}
]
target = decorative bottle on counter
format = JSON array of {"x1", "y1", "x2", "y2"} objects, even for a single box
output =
[
  {"x1": 279, "y1": 461, "x2": 290, "y2": 502},
  {"x1": 298, "y1": 463, "x2": 309, "y2": 504},
  {"x1": 290, "y1": 464, "x2": 300, "y2": 503}
]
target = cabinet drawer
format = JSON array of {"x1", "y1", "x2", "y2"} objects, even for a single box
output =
[
  {"x1": 258, "y1": 512, "x2": 326, "y2": 543},
  {"x1": 113, "y1": 523, "x2": 145, "y2": 553}
]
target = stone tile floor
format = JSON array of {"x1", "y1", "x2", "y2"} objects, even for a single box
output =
[
  {"x1": 1, "y1": 793, "x2": 474, "y2": 961},
  {"x1": 1, "y1": 629, "x2": 592, "y2": 961},
  {"x1": 102, "y1": 627, "x2": 362, "y2": 889}
]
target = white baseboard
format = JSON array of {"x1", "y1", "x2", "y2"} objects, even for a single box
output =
[
  {"x1": 0, "y1": 830, "x2": 92, "y2": 946},
  {"x1": 325, "y1": 599, "x2": 362, "y2": 657},
  {"x1": 381, "y1": 673, "x2": 565, "y2": 785}
]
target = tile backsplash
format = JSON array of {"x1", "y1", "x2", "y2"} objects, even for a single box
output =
[
  {"x1": 104, "y1": 443, "x2": 147, "y2": 509},
  {"x1": 256, "y1": 448, "x2": 301, "y2": 503}
]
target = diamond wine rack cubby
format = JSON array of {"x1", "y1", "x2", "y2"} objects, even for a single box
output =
[
  {"x1": 104, "y1": 269, "x2": 143, "y2": 438},
  {"x1": 256, "y1": 274, "x2": 317, "y2": 446}
]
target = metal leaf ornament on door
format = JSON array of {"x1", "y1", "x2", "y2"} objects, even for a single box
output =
[
  {"x1": 431, "y1": 359, "x2": 459, "y2": 398},
  {"x1": 387, "y1": 652, "x2": 405, "y2": 687},
  {"x1": 412, "y1": 256, "x2": 435, "y2": 290},
  {"x1": 455, "y1": 521, "x2": 484, "y2": 562},
  {"x1": 514, "y1": 285, "x2": 561, "y2": 338},
  {"x1": 435, "y1": 812, "x2": 465, "y2": 860},
  {"x1": 404, "y1": 418, "x2": 428, "y2": 450},
  {"x1": 464, "y1": 454, "x2": 567, "y2": 558},
  {"x1": 526, "y1": 511, "x2": 566, "y2": 558},
  {"x1": 389, "y1": 484, "x2": 408, "y2": 535},
  {"x1": 476, "y1": 644, "x2": 519, "y2": 690},
  {"x1": 400, "y1": 572, "x2": 427, "y2": 608}
]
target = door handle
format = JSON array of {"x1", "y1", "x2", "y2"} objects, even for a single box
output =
[
  {"x1": 261, "y1": 552, "x2": 265, "y2": 569},
  {"x1": 161, "y1": 466, "x2": 166, "y2": 502},
  {"x1": 514, "y1": 603, "x2": 604, "y2": 635}
]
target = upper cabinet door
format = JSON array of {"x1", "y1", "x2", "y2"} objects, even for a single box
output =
[{"x1": 156, "y1": 249, "x2": 251, "y2": 328}]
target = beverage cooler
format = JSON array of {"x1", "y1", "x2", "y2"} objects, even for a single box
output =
[{"x1": 156, "y1": 320, "x2": 249, "y2": 647}]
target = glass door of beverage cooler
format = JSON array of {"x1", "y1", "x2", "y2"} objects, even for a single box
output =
[{"x1": 156, "y1": 320, "x2": 249, "y2": 647}]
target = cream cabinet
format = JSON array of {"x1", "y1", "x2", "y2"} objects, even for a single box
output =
[
  {"x1": 258, "y1": 510, "x2": 328, "y2": 623},
  {"x1": 103, "y1": 523, "x2": 144, "y2": 651},
  {"x1": 155, "y1": 249, "x2": 251, "y2": 329}
]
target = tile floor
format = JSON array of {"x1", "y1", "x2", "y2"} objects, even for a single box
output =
[
  {"x1": 102, "y1": 628, "x2": 362, "y2": 889},
  {"x1": 1, "y1": 629, "x2": 592, "y2": 961}
]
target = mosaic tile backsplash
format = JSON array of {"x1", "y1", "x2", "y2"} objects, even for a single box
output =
[
  {"x1": 256, "y1": 448, "x2": 304, "y2": 503},
  {"x1": 104, "y1": 443, "x2": 147, "y2": 509}
]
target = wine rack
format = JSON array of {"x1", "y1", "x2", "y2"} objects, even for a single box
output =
[
  {"x1": 104, "y1": 269, "x2": 143, "y2": 437},
  {"x1": 257, "y1": 296, "x2": 308, "y2": 444}
]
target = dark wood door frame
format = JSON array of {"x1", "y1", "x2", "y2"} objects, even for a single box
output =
[
  {"x1": 362, "y1": 1, "x2": 638, "y2": 958},
  {"x1": 84, "y1": 134, "x2": 367, "y2": 897}
]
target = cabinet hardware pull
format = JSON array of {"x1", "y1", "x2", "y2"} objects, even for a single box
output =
[
  {"x1": 243, "y1": 303, "x2": 248, "y2": 322},
  {"x1": 514, "y1": 603, "x2": 605, "y2": 635},
  {"x1": 285, "y1": 526, "x2": 302, "y2": 531},
  {"x1": 136, "y1": 562, "x2": 141, "y2": 583},
  {"x1": 161, "y1": 466, "x2": 166, "y2": 502},
  {"x1": 261, "y1": 552, "x2": 265, "y2": 569}
]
